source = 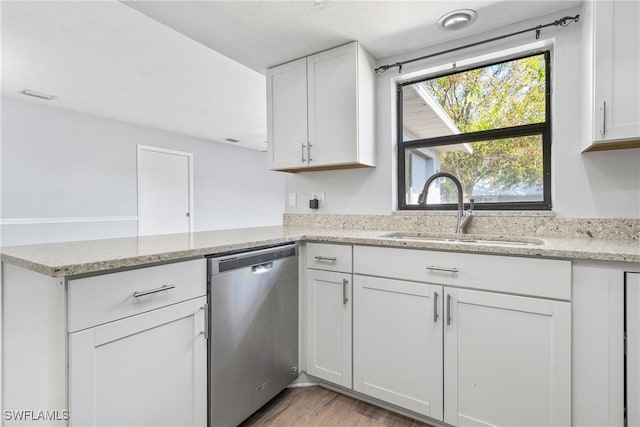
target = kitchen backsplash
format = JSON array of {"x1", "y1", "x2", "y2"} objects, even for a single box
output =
[{"x1": 283, "y1": 212, "x2": 640, "y2": 242}]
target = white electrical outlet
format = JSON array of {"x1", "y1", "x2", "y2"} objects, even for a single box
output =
[
  {"x1": 310, "y1": 192, "x2": 325, "y2": 207},
  {"x1": 288, "y1": 193, "x2": 297, "y2": 207}
]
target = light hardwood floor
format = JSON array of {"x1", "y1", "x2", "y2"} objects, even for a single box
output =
[{"x1": 240, "y1": 386, "x2": 433, "y2": 427}]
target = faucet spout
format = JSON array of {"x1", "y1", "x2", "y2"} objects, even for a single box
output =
[{"x1": 418, "y1": 172, "x2": 473, "y2": 234}]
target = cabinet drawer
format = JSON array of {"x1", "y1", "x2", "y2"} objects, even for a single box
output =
[
  {"x1": 354, "y1": 246, "x2": 570, "y2": 300},
  {"x1": 68, "y1": 259, "x2": 206, "y2": 332},
  {"x1": 306, "y1": 243, "x2": 352, "y2": 273}
]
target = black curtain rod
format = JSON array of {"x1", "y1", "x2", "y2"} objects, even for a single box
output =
[{"x1": 374, "y1": 14, "x2": 580, "y2": 74}]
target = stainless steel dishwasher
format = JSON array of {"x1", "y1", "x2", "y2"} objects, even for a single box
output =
[{"x1": 207, "y1": 244, "x2": 299, "y2": 427}]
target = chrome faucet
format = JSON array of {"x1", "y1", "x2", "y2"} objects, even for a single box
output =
[{"x1": 418, "y1": 172, "x2": 474, "y2": 234}]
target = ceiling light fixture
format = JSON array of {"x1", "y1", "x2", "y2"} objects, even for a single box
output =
[
  {"x1": 438, "y1": 9, "x2": 477, "y2": 31},
  {"x1": 20, "y1": 89, "x2": 57, "y2": 100}
]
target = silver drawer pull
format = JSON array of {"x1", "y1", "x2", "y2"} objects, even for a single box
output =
[
  {"x1": 314, "y1": 256, "x2": 337, "y2": 262},
  {"x1": 133, "y1": 284, "x2": 175, "y2": 298},
  {"x1": 342, "y1": 279, "x2": 349, "y2": 305},
  {"x1": 426, "y1": 266, "x2": 459, "y2": 273}
]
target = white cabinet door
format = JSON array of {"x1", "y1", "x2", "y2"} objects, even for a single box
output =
[
  {"x1": 627, "y1": 272, "x2": 640, "y2": 427},
  {"x1": 69, "y1": 297, "x2": 207, "y2": 427},
  {"x1": 444, "y1": 288, "x2": 571, "y2": 427},
  {"x1": 305, "y1": 269, "x2": 352, "y2": 388},
  {"x1": 266, "y1": 42, "x2": 374, "y2": 171},
  {"x1": 267, "y1": 57, "x2": 308, "y2": 170},
  {"x1": 592, "y1": 0, "x2": 640, "y2": 144},
  {"x1": 353, "y1": 275, "x2": 443, "y2": 419},
  {"x1": 307, "y1": 42, "x2": 358, "y2": 167}
]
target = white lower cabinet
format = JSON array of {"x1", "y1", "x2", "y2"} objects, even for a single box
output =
[
  {"x1": 305, "y1": 268, "x2": 352, "y2": 388},
  {"x1": 627, "y1": 272, "x2": 640, "y2": 427},
  {"x1": 352, "y1": 275, "x2": 571, "y2": 426},
  {"x1": 353, "y1": 275, "x2": 443, "y2": 419},
  {"x1": 67, "y1": 258, "x2": 207, "y2": 426},
  {"x1": 347, "y1": 245, "x2": 572, "y2": 426},
  {"x1": 1, "y1": 259, "x2": 207, "y2": 427},
  {"x1": 443, "y1": 288, "x2": 571, "y2": 427},
  {"x1": 69, "y1": 297, "x2": 207, "y2": 426}
]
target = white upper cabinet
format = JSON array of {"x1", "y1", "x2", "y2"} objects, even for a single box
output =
[
  {"x1": 266, "y1": 58, "x2": 308, "y2": 170},
  {"x1": 267, "y1": 42, "x2": 375, "y2": 172},
  {"x1": 586, "y1": 0, "x2": 640, "y2": 151}
]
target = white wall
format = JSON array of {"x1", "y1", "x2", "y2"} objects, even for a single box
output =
[
  {"x1": 285, "y1": 4, "x2": 640, "y2": 218},
  {"x1": 0, "y1": 97, "x2": 285, "y2": 246}
]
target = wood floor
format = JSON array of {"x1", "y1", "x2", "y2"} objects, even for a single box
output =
[{"x1": 239, "y1": 386, "x2": 433, "y2": 427}]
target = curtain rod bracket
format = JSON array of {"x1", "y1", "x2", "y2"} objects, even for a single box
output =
[{"x1": 374, "y1": 62, "x2": 402, "y2": 74}]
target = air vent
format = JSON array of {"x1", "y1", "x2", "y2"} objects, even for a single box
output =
[
  {"x1": 21, "y1": 89, "x2": 56, "y2": 100},
  {"x1": 224, "y1": 138, "x2": 240, "y2": 143}
]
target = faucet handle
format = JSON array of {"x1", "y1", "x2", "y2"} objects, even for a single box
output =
[{"x1": 469, "y1": 198, "x2": 475, "y2": 210}]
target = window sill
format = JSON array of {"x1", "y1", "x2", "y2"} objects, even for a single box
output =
[{"x1": 392, "y1": 210, "x2": 556, "y2": 218}]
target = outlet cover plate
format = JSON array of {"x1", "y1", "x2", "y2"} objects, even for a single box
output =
[{"x1": 310, "y1": 191, "x2": 325, "y2": 207}]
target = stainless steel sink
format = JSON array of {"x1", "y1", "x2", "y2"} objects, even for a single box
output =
[{"x1": 376, "y1": 232, "x2": 544, "y2": 246}]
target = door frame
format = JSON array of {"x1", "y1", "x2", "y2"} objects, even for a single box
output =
[{"x1": 136, "y1": 145, "x2": 194, "y2": 235}]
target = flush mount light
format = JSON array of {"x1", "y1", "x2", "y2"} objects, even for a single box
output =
[
  {"x1": 20, "y1": 89, "x2": 57, "y2": 100},
  {"x1": 438, "y1": 9, "x2": 477, "y2": 31}
]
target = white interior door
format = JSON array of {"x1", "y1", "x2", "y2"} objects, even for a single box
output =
[{"x1": 138, "y1": 145, "x2": 192, "y2": 236}]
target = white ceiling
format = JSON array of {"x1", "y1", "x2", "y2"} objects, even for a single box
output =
[
  {"x1": 1, "y1": 1, "x2": 582, "y2": 151},
  {"x1": 124, "y1": 0, "x2": 582, "y2": 73},
  {"x1": 1, "y1": 1, "x2": 268, "y2": 150}
]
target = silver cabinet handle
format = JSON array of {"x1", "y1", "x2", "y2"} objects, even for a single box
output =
[
  {"x1": 301, "y1": 143, "x2": 307, "y2": 163},
  {"x1": 426, "y1": 266, "x2": 459, "y2": 273},
  {"x1": 342, "y1": 279, "x2": 349, "y2": 304},
  {"x1": 600, "y1": 101, "x2": 606, "y2": 135},
  {"x1": 314, "y1": 256, "x2": 337, "y2": 262},
  {"x1": 200, "y1": 304, "x2": 209, "y2": 340},
  {"x1": 446, "y1": 294, "x2": 452, "y2": 326},
  {"x1": 307, "y1": 143, "x2": 312, "y2": 163},
  {"x1": 133, "y1": 284, "x2": 175, "y2": 298},
  {"x1": 433, "y1": 291, "x2": 439, "y2": 323}
]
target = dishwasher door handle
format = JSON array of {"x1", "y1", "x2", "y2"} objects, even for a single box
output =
[{"x1": 251, "y1": 262, "x2": 273, "y2": 274}]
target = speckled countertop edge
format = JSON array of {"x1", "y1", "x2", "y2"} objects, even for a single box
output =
[{"x1": 1, "y1": 226, "x2": 638, "y2": 277}]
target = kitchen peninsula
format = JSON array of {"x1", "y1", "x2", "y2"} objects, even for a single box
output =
[{"x1": 1, "y1": 213, "x2": 638, "y2": 426}]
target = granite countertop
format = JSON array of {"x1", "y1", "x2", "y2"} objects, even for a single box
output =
[{"x1": 1, "y1": 225, "x2": 638, "y2": 277}]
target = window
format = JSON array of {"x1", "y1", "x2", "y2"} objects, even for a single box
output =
[{"x1": 397, "y1": 52, "x2": 551, "y2": 210}]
